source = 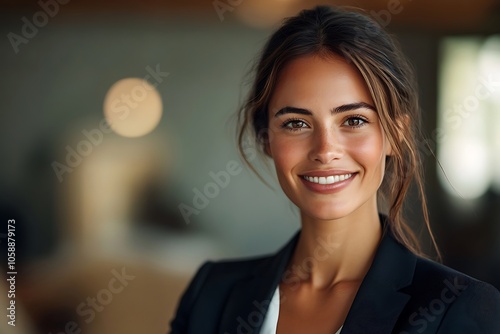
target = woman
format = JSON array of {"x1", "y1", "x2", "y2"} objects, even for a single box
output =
[{"x1": 170, "y1": 6, "x2": 500, "y2": 334}]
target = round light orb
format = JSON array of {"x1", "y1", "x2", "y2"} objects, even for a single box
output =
[
  {"x1": 103, "y1": 78, "x2": 163, "y2": 138},
  {"x1": 438, "y1": 138, "x2": 491, "y2": 199}
]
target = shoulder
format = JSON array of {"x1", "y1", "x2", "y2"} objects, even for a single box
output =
[
  {"x1": 177, "y1": 253, "x2": 273, "y2": 301},
  {"x1": 412, "y1": 255, "x2": 499, "y2": 299},
  {"x1": 169, "y1": 254, "x2": 274, "y2": 333},
  {"x1": 412, "y1": 256, "x2": 479, "y2": 287},
  {"x1": 403, "y1": 256, "x2": 500, "y2": 333},
  {"x1": 195, "y1": 253, "x2": 274, "y2": 283},
  {"x1": 169, "y1": 230, "x2": 300, "y2": 333}
]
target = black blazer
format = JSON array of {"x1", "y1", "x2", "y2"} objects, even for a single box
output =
[{"x1": 170, "y1": 221, "x2": 500, "y2": 333}]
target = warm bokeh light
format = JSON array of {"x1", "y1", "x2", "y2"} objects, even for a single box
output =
[
  {"x1": 479, "y1": 35, "x2": 500, "y2": 95},
  {"x1": 439, "y1": 138, "x2": 491, "y2": 199},
  {"x1": 479, "y1": 35, "x2": 500, "y2": 194},
  {"x1": 438, "y1": 37, "x2": 493, "y2": 199},
  {"x1": 103, "y1": 78, "x2": 163, "y2": 138}
]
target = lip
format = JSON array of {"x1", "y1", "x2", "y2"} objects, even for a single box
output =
[{"x1": 299, "y1": 171, "x2": 357, "y2": 194}]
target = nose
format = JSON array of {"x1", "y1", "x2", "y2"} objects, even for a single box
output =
[{"x1": 308, "y1": 127, "x2": 343, "y2": 164}]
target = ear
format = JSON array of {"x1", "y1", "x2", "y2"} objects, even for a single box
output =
[{"x1": 258, "y1": 127, "x2": 273, "y2": 157}]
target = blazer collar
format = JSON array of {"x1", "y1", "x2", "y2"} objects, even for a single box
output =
[
  {"x1": 342, "y1": 216, "x2": 417, "y2": 333},
  {"x1": 218, "y1": 215, "x2": 417, "y2": 334},
  {"x1": 217, "y1": 230, "x2": 300, "y2": 333}
]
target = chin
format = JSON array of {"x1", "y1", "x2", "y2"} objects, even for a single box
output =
[{"x1": 300, "y1": 201, "x2": 355, "y2": 222}]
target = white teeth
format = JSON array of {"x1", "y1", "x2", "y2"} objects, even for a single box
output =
[{"x1": 303, "y1": 173, "x2": 352, "y2": 185}]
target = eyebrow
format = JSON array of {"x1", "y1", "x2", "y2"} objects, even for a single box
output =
[{"x1": 273, "y1": 102, "x2": 376, "y2": 117}]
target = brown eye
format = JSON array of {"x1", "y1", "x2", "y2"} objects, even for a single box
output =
[
  {"x1": 343, "y1": 117, "x2": 366, "y2": 128},
  {"x1": 287, "y1": 121, "x2": 306, "y2": 128},
  {"x1": 281, "y1": 119, "x2": 309, "y2": 131}
]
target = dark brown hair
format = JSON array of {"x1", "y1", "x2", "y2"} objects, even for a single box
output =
[{"x1": 236, "y1": 5, "x2": 439, "y2": 259}]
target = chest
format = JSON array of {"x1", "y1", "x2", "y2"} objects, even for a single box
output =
[{"x1": 276, "y1": 283, "x2": 359, "y2": 334}]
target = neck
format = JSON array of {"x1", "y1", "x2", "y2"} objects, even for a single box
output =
[{"x1": 288, "y1": 203, "x2": 382, "y2": 290}]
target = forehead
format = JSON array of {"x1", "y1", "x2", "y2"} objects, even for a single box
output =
[{"x1": 269, "y1": 53, "x2": 374, "y2": 111}]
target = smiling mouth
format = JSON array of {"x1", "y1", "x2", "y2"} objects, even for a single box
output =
[{"x1": 301, "y1": 173, "x2": 354, "y2": 185}]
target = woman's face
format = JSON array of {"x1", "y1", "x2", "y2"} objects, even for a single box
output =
[{"x1": 267, "y1": 54, "x2": 392, "y2": 221}]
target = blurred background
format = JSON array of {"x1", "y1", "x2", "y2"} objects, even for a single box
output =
[{"x1": 0, "y1": 0, "x2": 499, "y2": 333}]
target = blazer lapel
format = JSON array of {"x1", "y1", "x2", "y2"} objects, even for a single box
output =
[
  {"x1": 217, "y1": 216, "x2": 417, "y2": 334},
  {"x1": 341, "y1": 226, "x2": 417, "y2": 333},
  {"x1": 217, "y1": 230, "x2": 300, "y2": 334}
]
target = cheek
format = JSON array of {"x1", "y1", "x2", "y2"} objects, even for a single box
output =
[
  {"x1": 269, "y1": 136, "x2": 307, "y2": 178},
  {"x1": 346, "y1": 132, "x2": 386, "y2": 174}
]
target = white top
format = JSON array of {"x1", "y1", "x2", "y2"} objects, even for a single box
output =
[{"x1": 261, "y1": 286, "x2": 343, "y2": 334}]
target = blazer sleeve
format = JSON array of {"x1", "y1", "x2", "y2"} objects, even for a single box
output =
[
  {"x1": 169, "y1": 261, "x2": 214, "y2": 334},
  {"x1": 437, "y1": 280, "x2": 500, "y2": 333}
]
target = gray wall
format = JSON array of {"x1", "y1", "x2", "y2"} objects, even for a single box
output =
[{"x1": 0, "y1": 12, "x2": 300, "y2": 269}]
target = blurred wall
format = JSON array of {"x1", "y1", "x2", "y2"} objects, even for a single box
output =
[
  {"x1": 0, "y1": 2, "x2": 499, "y2": 333},
  {"x1": 0, "y1": 11, "x2": 300, "y2": 259}
]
